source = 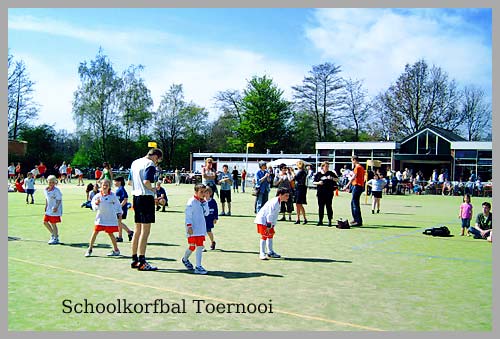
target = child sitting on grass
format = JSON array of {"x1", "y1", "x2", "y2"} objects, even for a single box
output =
[{"x1": 85, "y1": 179, "x2": 122, "y2": 257}]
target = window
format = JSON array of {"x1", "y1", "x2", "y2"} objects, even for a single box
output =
[{"x1": 455, "y1": 150, "x2": 477, "y2": 159}]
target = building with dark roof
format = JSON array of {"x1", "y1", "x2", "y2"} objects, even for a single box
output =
[{"x1": 316, "y1": 126, "x2": 492, "y2": 181}]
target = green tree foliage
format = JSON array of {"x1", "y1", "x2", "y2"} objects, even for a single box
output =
[
  {"x1": 234, "y1": 75, "x2": 291, "y2": 153},
  {"x1": 284, "y1": 111, "x2": 317, "y2": 153},
  {"x1": 154, "y1": 84, "x2": 209, "y2": 169},
  {"x1": 206, "y1": 111, "x2": 241, "y2": 153},
  {"x1": 72, "y1": 48, "x2": 122, "y2": 161},
  {"x1": 8, "y1": 52, "x2": 39, "y2": 140},
  {"x1": 376, "y1": 59, "x2": 462, "y2": 140}
]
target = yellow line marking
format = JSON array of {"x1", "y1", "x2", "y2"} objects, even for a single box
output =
[{"x1": 9, "y1": 256, "x2": 384, "y2": 331}]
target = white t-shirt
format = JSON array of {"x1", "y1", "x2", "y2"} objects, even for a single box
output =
[
  {"x1": 254, "y1": 196, "x2": 281, "y2": 227},
  {"x1": 44, "y1": 186, "x2": 63, "y2": 216},
  {"x1": 91, "y1": 192, "x2": 122, "y2": 226},
  {"x1": 185, "y1": 196, "x2": 209, "y2": 237},
  {"x1": 130, "y1": 157, "x2": 156, "y2": 196}
]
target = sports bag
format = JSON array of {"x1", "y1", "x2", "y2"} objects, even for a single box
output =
[
  {"x1": 336, "y1": 218, "x2": 350, "y2": 229},
  {"x1": 423, "y1": 226, "x2": 451, "y2": 237}
]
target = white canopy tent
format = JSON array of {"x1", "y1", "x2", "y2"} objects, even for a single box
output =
[{"x1": 266, "y1": 158, "x2": 312, "y2": 169}]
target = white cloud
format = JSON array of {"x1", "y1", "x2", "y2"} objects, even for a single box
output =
[
  {"x1": 15, "y1": 53, "x2": 79, "y2": 132},
  {"x1": 305, "y1": 8, "x2": 492, "y2": 97},
  {"x1": 8, "y1": 14, "x2": 183, "y2": 55},
  {"x1": 142, "y1": 47, "x2": 308, "y2": 121}
]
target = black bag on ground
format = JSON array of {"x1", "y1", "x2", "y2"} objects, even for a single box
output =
[
  {"x1": 423, "y1": 226, "x2": 451, "y2": 237},
  {"x1": 336, "y1": 219, "x2": 350, "y2": 229}
]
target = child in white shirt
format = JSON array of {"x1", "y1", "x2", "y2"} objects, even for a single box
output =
[
  {"x1": 182, "y1": 184, "x2": 210, "y2": 274},
  {"x1": 85, "y1": 179, "x2": 122, "y2": 257}
]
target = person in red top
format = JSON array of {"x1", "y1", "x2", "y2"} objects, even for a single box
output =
[
  {"x1": 348, "y1": 155, "x2": 366, "y2": 226},
  {"x1": 15, "y1": 162, "x2": 22, "y2": 179},
  {"x1": 38, "y1": 162, "x2": 47, "y2": 184},
  {"x1": 66, "y1": 164, "x2": 73, "y2": 183},
  {"x1": 94, "y1": 167, "x2": 102, "y2": 184}
]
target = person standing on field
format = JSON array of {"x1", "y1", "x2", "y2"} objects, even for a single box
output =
[{"x1": 129, "y1": 148, "x2": 163, "y2": 271}]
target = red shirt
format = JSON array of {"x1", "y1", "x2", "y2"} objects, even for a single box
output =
[
  {"x1": 95, "y1": 169, "x2": 102, "y2": 180},
  {"x1": 352, "y1": 163, "x2": 366, "y2": 186},
  {"x1": 38, "y1": 164, "x2": 46, "y2": 174}
]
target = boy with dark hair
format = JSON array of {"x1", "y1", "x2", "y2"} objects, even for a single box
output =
[
  {"x1": 254, "y1": 187, "x2": 290, "y2": 260},
  {"x1": 468, "y1": 201, "x2": 492, "y2": 240}
]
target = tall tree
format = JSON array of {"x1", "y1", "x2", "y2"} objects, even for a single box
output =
[
  {"x1": 235, "y1": 75, "x2": 291, "y2": 153},
  {"x1": 214, "y1": 89, "x2": 243, "y2": 123},
  {"x1": 376, "y1": 59, "x2": 462, "y2": 140},
  {"x1": 342, "y1": 78, "x2": 371, "y2": 141},
  {"x1": 292, "y1": 62, "x2": 344, "y2": 141},
  {"x1": 119, "y1": 65, "x2": 153, "y2": 141},
  {"x1": 154, "y1": 84, "x2": 187, "y2": 169},
  {"x1": 8, "y1": 53, "x2": 39, "y2": 140},
  {"x1": 72, "y1": 49, "x2": 122, "y2": 161},
  {"x1": 460, "y1": 86, "x2": 491, "y2": 141}
]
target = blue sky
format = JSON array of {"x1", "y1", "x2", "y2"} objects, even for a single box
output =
[{"x1": 8, "y1": 8, "x2": 492, "y2": 132}]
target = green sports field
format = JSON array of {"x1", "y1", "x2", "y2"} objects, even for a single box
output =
[{"x1": 8, "y1": 183, "x2": 492, "y2": 331}]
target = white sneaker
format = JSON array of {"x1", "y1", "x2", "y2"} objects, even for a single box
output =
[
  {"x1": 85, "y1": 249, "x2": 92, "y2": 257},
  {"x1": 53, "y1": 237, "x2": 60, "y2": 245},
  {"x1": 259, "y1": 254, "x2": 269, "y2": 260},
  {"x1": 107, "y1": 250, "x2": 120, "y2": 256},
  {"x1": 194, "y1": 266, "x2": 208, "y2": 274},
  {"x1": 48, "y1": 236, "x2": 55, "y2": 244}
]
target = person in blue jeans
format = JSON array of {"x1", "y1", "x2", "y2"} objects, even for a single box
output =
[
  {"x1": 348, "y1": 155, "x2": 366, "y2": 226},
  {"x1": 255, "y1": 161, "x2": 271, "y2": 213}
]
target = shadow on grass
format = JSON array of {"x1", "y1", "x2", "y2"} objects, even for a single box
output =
[
  {"x1": 155, "y1": 268, "x2": 283, "y2": 279},
  {"x1": 148, "y1": 242, "x2": 180, "y2": 247},
  {"x1": 217, "y1": 249, "x2": 260, "y2": 255},
  {"x1": 110, "y1": 256, "x2": 177, "y2": 262},
  {"x1": 360, "y1": 224, "x2": 421, "y2": 229},
  {"x1": 282, "y1": 257, "x2": 351, "y2": 263},
  {"x1": 59, "y1": 242, "x2": 111, "y2": 249},
  {"x1": 8, "y1": 236, "x2": 21, "y2": 241}
]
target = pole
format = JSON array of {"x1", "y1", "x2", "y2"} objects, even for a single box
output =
[{"x1": 245, "y1": 144, "x2": 249, "y2": 171}]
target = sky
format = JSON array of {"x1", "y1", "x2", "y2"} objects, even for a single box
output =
[{"x1": 7, "y1": 8, "x2": 492, "y2": 133}]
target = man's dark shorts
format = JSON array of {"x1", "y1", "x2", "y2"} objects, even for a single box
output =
[
  {"x1": 220, "y1": 189, "x2": 231, "y2": 203},
  {"x1": 133, "y1": 195, "x2": 155, "y2": 224}
]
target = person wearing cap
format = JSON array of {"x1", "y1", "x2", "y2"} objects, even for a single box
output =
[
  {"x1": 129, "y1": 148, "x2": 163, "y2": 271},
  {"x1": 255, "y1": 161, "x2": 271, "y2": 213}
]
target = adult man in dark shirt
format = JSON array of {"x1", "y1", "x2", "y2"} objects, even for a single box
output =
[{"x1": 468, "y1": 201, "x2": 492, "y2": 239}]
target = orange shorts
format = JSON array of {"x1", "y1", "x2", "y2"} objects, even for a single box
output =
[
  {"x1": 43, "y1": 215, "x2": 61, "y2": 224},
  {"x1": 257, "y1": 224, "x2": 275, "y2": 236},
  {"x1": 94, "y1": 225, "x2": 119, "y2": 234},
  {"x1": 187, "y1": 235, "x2": 205, "y2": 246}
]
